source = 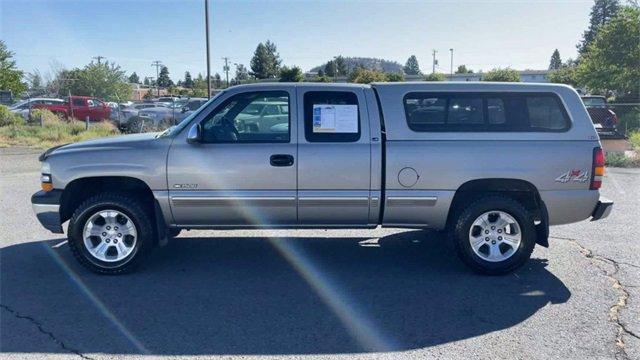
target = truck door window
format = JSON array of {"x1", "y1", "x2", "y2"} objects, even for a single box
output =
[
  {"x1": 303, "y1": 91, "x2": 360, "y2": 142},
  {"x1": 72, "y1": 99, "x2": 85, "y2": 106},
  {"x1": 200, "y1": 91, "x2": 289, "y2": 143}
]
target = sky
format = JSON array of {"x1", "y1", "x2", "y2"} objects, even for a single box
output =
[{"x1": 1, "y1": 0, "x2": 594, "y2": 83}]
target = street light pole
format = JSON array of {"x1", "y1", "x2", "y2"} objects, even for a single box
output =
[
  {"x1": 205, "y1": 0, "x2": 212, "y2": 99},
  {"x1": 449, "y1": 48, "x2": 454, "y2": 80}
]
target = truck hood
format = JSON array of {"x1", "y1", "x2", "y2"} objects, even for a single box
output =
[{"x1": 41, "y1": 132, "x2": 161, "y2": 160}]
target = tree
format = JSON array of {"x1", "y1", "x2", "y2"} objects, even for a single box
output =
[
  {"x1": 234, "y1": 64, "x2": 249, "y2": 83},
  {"x1": 128, "y1": 72, "x2": 140, "y2": 84},
  {"x1": 576, "y1": 6, "x2": 640, "y2": 99},
  {"x1": 213, "y1": 73, "x2": 222, "y2": 88},
  {"x1": 324, "y1": 60, "x2": 336, "y2": 77},
  {"x1": 424, "y1": 73, "x2": 446, "y2": 81},
  {"x1": 0, "y1": 40, "x2": 27, "y2": 96},
  {"x1": 482, "y1": 68, "x2": 521, "y2": 82},
  {"x1": 56, "y1": 61, "x2": 132, "y2": 101},
  {"x1": 578, "y1": 0, "x2": 620, "y2": 55},
  {"x1": 403, "y1": 55, "x2": 421, "y2": 75},
  {"x1": 334, "y1": 56, "x2": 348, "y2": 76},
  {"x1": 143, "y1": 77, "x2": 151, "y2": 86},
  {"x1": 349, "y1": 68, "x2": 388, "y2": 83},
  {"x1": 549, "y1": 49, "x2": 563, "y2": 70},
  {"x1": 548, "y1": 63, "x2": 579, "y2": 87},
  {"x1": 183, "y1": 71, "x2": 194, "y2": 88},
  {"x1": 250, "y1": 40, "x2": 281, "y2": 79},
  {"x1": 455, "y1": 65, "x2": 473, "y2": 74},
  {"x1": 386, "y1": 72, "x2": 405, "y2": 82},
  {"x1": 279, "y1": 66, "x2": 304, "y2": 82},
  {"x1": 157, "y1": 66, "x2": 173, "y2": 88},
  {"x1": 26, "y1": 71, "x2": 43, "y2": 90}
]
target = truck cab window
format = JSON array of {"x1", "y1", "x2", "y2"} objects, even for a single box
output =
[
  {"x1": 200, "y1": 91, "x2": 290, "y2": 143},
  {"x1": 303, "y1": 91, "x2": 360, "y2": 142}
]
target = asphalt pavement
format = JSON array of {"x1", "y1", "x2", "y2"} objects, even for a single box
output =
[{"x1": 1, "y1": 147, "x2": 638, "y2": 360}]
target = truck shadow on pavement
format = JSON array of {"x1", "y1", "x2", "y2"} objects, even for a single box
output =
[{"x1": 0, "y1": 230, "x2": 570, "y2": 356}]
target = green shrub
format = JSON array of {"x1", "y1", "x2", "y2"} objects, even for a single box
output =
[
  {"x1": 605, "y1": 152, "x2": 639, "y2": 168},
  {"x1": 27, "y1": 108, "x2": 62, "y2": 125},
  {"x1": 0, "y1": 119, "x2": 119, "y2": 148},
  {"x1": 0, "y1": 105, "x2": 23, "y2": 126},
  {"x1": 424, "y1": 73, "x2": 446, "y2": 81},
  {"x1": 629, "y1": 131, "x2": 640, "y2": 152}
]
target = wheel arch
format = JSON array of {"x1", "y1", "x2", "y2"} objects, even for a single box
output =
[
  {"x1": 60, "y1": 176, "x2": 155, "y2": 224},
  {"x1": 446, "y1": 178, "x2": 549, "y2": 247}
]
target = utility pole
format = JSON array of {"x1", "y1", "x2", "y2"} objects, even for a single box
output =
[
  {"x1": 151, "y1": 60, "x2": 162, "y2": 96},
  {"x1": 222, "y1": 57, "x2": 230, "y2": 87},
  {"x1": 449, "y1": 48, "x2": 454, "y2": 80},
  {"x1": 92, "y1": 56, "x2": 105, "y2": 65},
  {"x1": 204, "y1": 0, "x2": 212, "y2": 99},
  {"x1": 432, "y1": 50, "x2": 438, "y2": 74}
]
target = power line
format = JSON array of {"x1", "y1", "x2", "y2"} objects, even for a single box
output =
[
  {"x1": 204, "y1": 0, "x2": 212, "y2": 98},
  {"x1": 92, "y1": 56, "x2": 106, "y2": 65},
  {"x1": 151, "y1": 60, "x2": 163, "y2": 96},
  {"x1": 431, "y1": 50, "x2": 438, "y2": 74},
  {"x1": 222, "y1": 57, "x2": 230, "y2": 87}
]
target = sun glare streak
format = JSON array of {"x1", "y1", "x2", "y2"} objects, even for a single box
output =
[
  {"x1": 268, "y1": 237, "x2": 399, "y2": 352},
  {"x1": 43, "y1": 243, "x2": 151, "y2": 355}
]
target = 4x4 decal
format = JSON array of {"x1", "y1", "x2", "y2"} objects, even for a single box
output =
[{"x1": 555, "y1": 169, "x2": 590, "y2": 183}]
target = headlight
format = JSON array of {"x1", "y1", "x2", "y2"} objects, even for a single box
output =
[
  {"x1": 41, "y1": 161, "x2": 51, "y2": 174},
  {"x1": 40, "y1": 162, "x2": 53, "y2": 192}
]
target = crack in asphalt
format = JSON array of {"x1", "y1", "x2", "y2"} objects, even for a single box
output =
[
  {"x1": 551, "y1": 236, "x2": 639, "y2": 360},
  {"x1": 0, "y1": 304, "x2": 95, "y2": 360}
]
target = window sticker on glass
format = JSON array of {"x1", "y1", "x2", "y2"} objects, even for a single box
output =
[{"x1": 312, "y1": 104, "x2": 358, "y2": 133}]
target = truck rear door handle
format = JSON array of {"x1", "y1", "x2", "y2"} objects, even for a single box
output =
[{"x1": 270, "y1": 154, "x2": 294, "y2": 167}]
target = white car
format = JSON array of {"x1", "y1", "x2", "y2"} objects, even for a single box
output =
[{"x1": 9, "y1": 98, "x2": 65, "y2": 119}]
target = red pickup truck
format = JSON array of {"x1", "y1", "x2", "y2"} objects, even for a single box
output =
[{"x1": 34, "y1": 96, "x2": 111, "y2": 121}]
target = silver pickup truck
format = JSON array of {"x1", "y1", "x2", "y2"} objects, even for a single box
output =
[{"x1": 32, "y1": 82, "x2": 613, "y2": 275}]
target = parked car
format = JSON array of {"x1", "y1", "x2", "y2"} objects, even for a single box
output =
[
  {"x1": 32, "y1": 96, "x2": 111, "y2": 121},
  {"x1": 156, "y1": 97, "x2": 180, "y2": 106},
  {"x1": 137, "y1": 99, "x2": 188, "y2": 126},
  {"x1": 581, "y1": 95, "x2": 621, "y2": 138},
  {"x1": 9, "y1": 98, "x2": 65, "y2": 119},
  {"x1": 115, "y1": 103, "x2": 168, "y2": 129},
  {"x1": 31, "y1": 82, "x2": 612, "y2": 275},
  {"x1": 178, "y1": 97, "x2": 208, "y2": 119}
]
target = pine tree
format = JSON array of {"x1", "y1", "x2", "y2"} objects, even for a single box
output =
[
  {"x1": 157, "y1": 66, "x2": 173, "y2": 87},
  {"x1": 183, "y1": 71, "x2": 194, "y2": 88},
  {"x1": 403, "y1": 55, "x2": 421, "y2": 75},
  {"x1": 250, "y1": 40, "x2": 281, "y2": 79},
  {"x1": 577, "y1": 0, "x2": 620, "y2": 54},
  {"x1": 549, "y1": 49, "x2": 563, "y2": 70},
  {"x1": 128, "y1": 72, "x2": 140, "y2": 84}
]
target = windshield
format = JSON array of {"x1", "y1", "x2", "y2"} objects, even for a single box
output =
[
  {"x1": 582, "y1": 97, "x2": 606, "y2": 107},
  {"x1": 9, "y1": 100, "x2": 28, "y2": 109},
  {"x1": 156, "y1": 92, "x2": 224, "y2": 138}
]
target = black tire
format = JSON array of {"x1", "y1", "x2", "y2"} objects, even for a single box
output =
[
  {"x1": 67, "y1": 193, "x2": 155, "y2": 274},
  {"x1": 451, "y1": 195, "x2": 536, "y2": 275}
]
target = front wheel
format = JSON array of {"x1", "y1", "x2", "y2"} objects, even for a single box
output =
[
  {"x1": 68, "y1": 193, "x2": 154, "y2": 274},
  {"x1": 451, "y1": 195, "x2": 536, "y2": 275}
]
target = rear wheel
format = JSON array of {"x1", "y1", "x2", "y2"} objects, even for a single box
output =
[
  {"x1": 451, "y1": 195, "x2": 536, "y2": 275},
  {"x1": 68, "y1": 193, "x2": 154, "y2": 274}
]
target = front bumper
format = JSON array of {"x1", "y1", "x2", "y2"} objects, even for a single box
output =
[
  {"x1": 31, "y1": 190, "x2": 64, "y2": 233},
  {"x1": 591, "y1": 197, "x2": 613, "y2": 221}
]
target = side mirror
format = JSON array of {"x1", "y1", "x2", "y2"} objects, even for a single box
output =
[{"x1": 187, "y1": 123, "x2": 202, "y2": 144}]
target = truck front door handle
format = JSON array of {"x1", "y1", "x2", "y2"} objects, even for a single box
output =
[{"x1": 270, "y1": 154, "x2": 294, "y2": 167}]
